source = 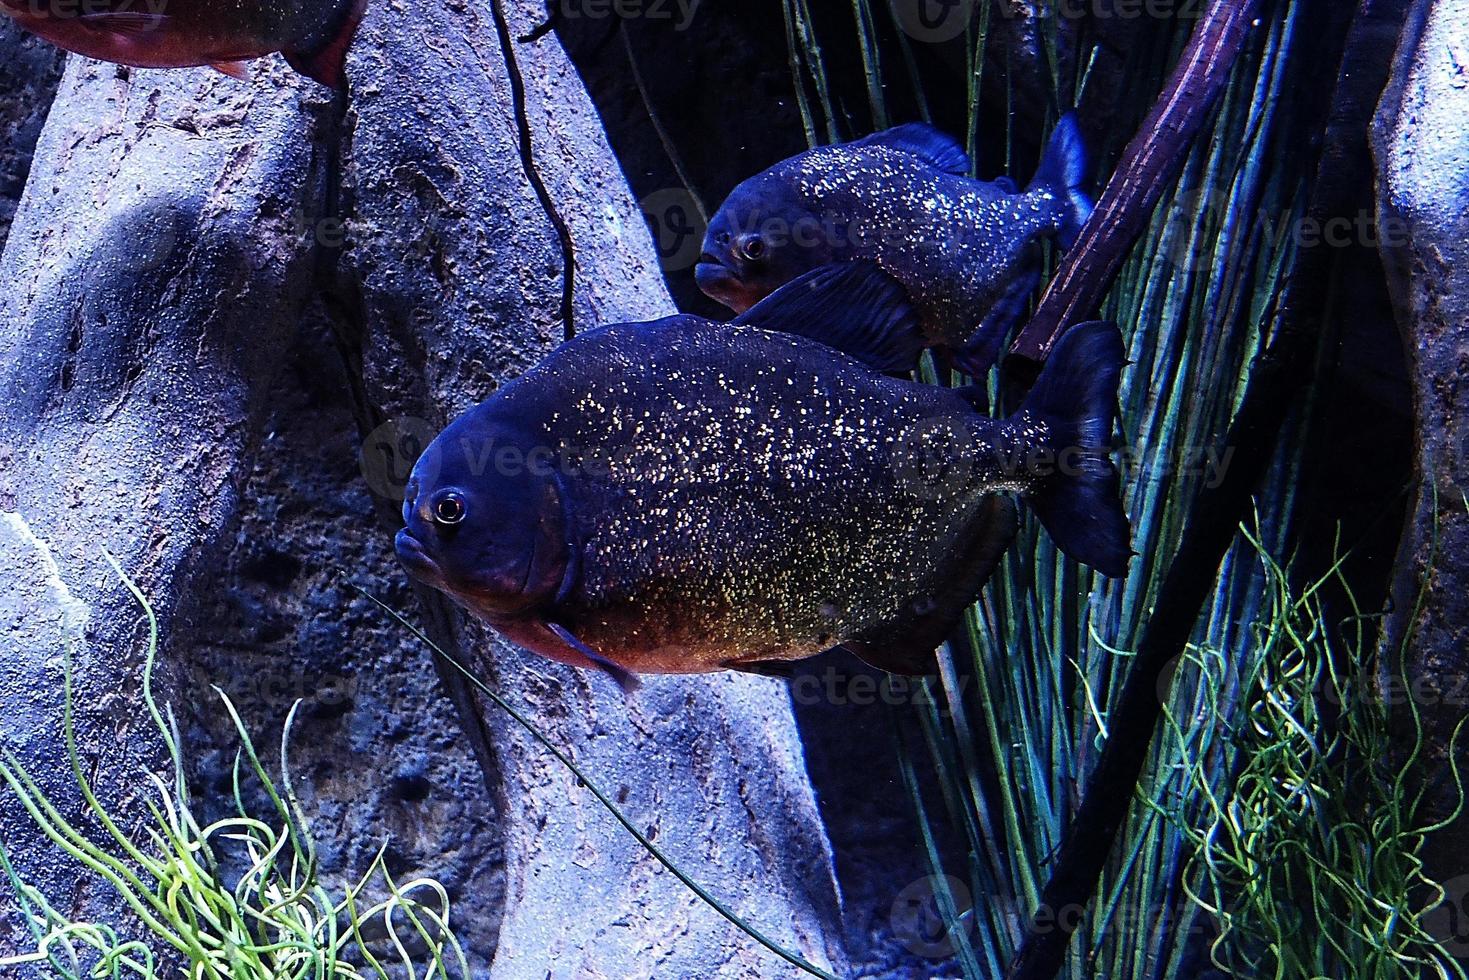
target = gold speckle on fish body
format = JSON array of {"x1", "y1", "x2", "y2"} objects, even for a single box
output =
[
  {"x1": 397, "y1": 277, "x2": 1130, "y2": 678},
  {"x1": 478, "y1": 321, "x2": 1035, "y2": 672},
  {"x1": 777, "y1": 144, "x2": 1063, "y2": 347}
]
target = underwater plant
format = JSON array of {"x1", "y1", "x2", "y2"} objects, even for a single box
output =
[
  {"x1": 1167, "y1": 529, "x2": 1465, "y2": 979},
  {"x1": 0, "y1": 562, "x2": 470, "y2": 980},
  {"x1": 764, "y1": 0, "x2": 1464, "y2": 977}
]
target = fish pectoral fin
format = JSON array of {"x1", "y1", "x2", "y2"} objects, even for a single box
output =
[
  {"x1": 734, "y1": 262, "x2": 926, "y2": 374},
  {"x1": 850, "y1": 122, "x2": 973, "y2": 176},
  {"x1": 545, "y1": 622, "x2": 642, "y2": 694},
  {"x1": 76, "y1": 12, "x2": 171, "y2": 36},
  {"x1": 211, "y1": 61, "x2": 252, "y2": 80},
  {"x1": 839, "y1": 641, "x2": 940, "y2": 678}
]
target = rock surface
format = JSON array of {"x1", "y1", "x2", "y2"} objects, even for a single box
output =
[
  {"x1": 0, "y1": 22, "x2": 64, "y2": 250},
  {"x1": 0, "y1": 5, "x2": 848, "y2": 977},
  {"x1": 0, "y1": 55, "x2": 322, "y2": 964},
  {"x1": 1372, "y1": 0, "x2": 1469, "y2": 904}
]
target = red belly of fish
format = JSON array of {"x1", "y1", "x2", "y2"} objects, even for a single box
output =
[{"x1": 8, "y1": 15, "x2": 268, "y2": 70}]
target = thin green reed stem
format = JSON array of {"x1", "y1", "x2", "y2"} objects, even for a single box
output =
[
  {"x1": 791, "y1": 0, "x2": 841, "y2": 144},
  {"x1": 852, "y1": 0, "x2": 889, "y2": 129},
  {"x1": 781, "y1": 0, "x2": 820, "y2": 147},
  {"x1": 964, "y1": 0, "x2": 991, "y2": 167},
  {"x1": 620, "y1": 24, "x2": 709, "y2": 223},
  {"x1": 884, "y1": 0, "x2": 932, "y2": 122},
  {"x1": 893, "y1": 703, "x2": 991, "y2": 978}
]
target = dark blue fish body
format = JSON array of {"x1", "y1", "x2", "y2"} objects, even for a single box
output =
[
  {"x1": 697, "y1": 118, "x2": 1092, "y2": 374},
  {"x1": 397, "y1": 266, "x2": 1130, "y2": 680}
]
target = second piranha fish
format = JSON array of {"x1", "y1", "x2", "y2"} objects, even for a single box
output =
[
  {"x1": 0, "y1": 0, "x2": 366, "y2": 87},
  {"x1": 397, "y1": 265, "x2": 1131, "y2": 684},
  {"x1": 697, "y1": 118, "x2": 1093, "y2": 375}
]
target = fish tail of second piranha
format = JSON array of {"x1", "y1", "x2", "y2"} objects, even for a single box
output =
[
  {"x1": 1006, "y1": 320, "x2": 1133, "y2": 577},
  {"x1": 1027, "y1": 112, "x2": 1095, "y2": 250}
]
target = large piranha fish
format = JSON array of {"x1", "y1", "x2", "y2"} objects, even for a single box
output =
[
  {"x1": 396, "y1": 264, "x2": 1131, "y2": 687},
  {"x1": 0, "y1": 0, "x2": 366, "y2": 87}
]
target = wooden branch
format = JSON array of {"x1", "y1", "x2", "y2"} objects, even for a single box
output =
[
  {"x1": 1006, "y1": 0, "x2": 1265, "y2": 373},
  {"x1": 1003, "y1": 2, "x2": 1408, "y2": 977}
]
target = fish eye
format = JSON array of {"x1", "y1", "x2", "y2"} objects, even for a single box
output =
[
  {"x1": 432, "y1": 492, "x2": 467, "y2": 526},
  {"x1": 738, "y1": 235, "x2": 767, "y2": 261}
]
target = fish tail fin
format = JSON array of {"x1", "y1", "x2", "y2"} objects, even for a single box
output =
[
  {"x1": 1027, "y1": 113, "x2": 1093, "y2": 250},
  {"x1": 1012, "y1": 320, "x2": 1132, "y2": 578},
  {"x1": 282, "y1": 0, "x2": 366, "y2": 88}
]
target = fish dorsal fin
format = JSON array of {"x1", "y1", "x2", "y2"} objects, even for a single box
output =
[
  {"x1": 733, "y1": 262, "x2": 926, "y2": 374},
  {"x1": 76, "y1": 12, "x2": 171, "y2": 36},
  {"x1": 282, "y1": 0, "x2": 367, "y2": 88},
  {"x1": 849, "y1": 123, "x2": 972, "y2": 176}
]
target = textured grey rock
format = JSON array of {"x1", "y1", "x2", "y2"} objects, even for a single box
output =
[
  {"x1": 0, "y1": 22, "x2": 64, "y2": 250},
  {"x1": 0, "y1": 3, "x2": 848, "y2": 977},
  {"x1": 0, "y1": 47, "x2": 507, "y2": 970},
  {"x1": 0, "y1": 56, "x2": 323, "y2": 962},
  {"x1": 170, "y1": 316, "x2": 506, "y2": 976},
  {"x1": 1372, "y1": 0, "x2": 1469, "y2": 894},
  {"x1": 330, "y1": 0, "x2": 848, "y2": 975}
]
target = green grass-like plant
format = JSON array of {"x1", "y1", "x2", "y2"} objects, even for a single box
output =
[
  {"x1": 1163, "y1": 529, "x2": 1466, "y2": 979},
  {"x1": 0, "y1": 560, "x2": 470, "y2": 980},
  {"x1": 777, "y1": 2, "x2": 1464, "y2": 977}
]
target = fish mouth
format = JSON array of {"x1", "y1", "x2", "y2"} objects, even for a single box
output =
[
  {"x1": 694, "y1": 252, "x2": 732, "y2": 278},
  {"x1": 694, "y1": 255, "x2": 744, "y2": 303},
  {"x1": 395, "y1": 529, "x2": 444, "y2": 586}
]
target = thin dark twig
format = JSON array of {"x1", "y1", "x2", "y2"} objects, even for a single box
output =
[
  {"x1": 489, "y1": 0, "x2": 579, "y2": 340},
  {"x1": 1005, "y1": 0, "x2": 1266, "y2": 374},
  {"x1": 1002, "y1": 2, "x2": 1408, "y2": 977}
]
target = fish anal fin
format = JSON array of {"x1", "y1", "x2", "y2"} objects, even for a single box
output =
[
  {"x1": 851, "y1": 122, "x2": 972, "y2": 176},
  {"x1": 545, "y1": 621, "x2": 642, "y2": 694},
  {"x1": 211, "y1": 61, "x2": 251, "y2": 80},
  {"x1": 845, "y1": 495, "x2": 1019, "y2": 676},
  {"x1": 283, "y1": 0, "x2": 366, "y2": 88},
  {"x1": 954, "y1": 252, "x2": 1044, "y2": 379},
  {"x1": 734, "y1": 261, "x2": 926, "y2": 374},
  {"x1": 721, "y1": 657, "x2": 799, "y2": 680},
  {"x1": 840, "y1": 640, "x2": 940, "y2": 677}
]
